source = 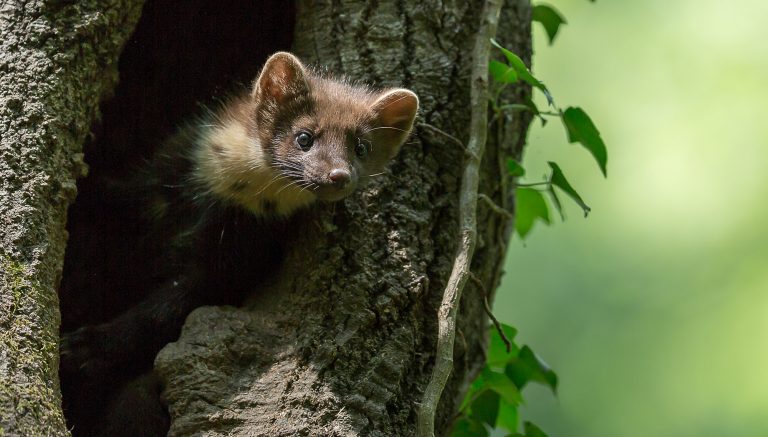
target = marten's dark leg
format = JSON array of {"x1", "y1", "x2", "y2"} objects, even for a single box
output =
[
  {"x1": 60, "y1": 270, "x2": 211, "y2": 379},
  {"x1": 99, "y1": 372, "x2": 170, "y2": 437},
  {"x1": 60, "y1": 270, "x2": 215, "y2": 435}
]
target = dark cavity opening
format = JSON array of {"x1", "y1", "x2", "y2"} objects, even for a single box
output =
[{"x1": 59, "y1": 1, "x2": 294, "y2": 435}]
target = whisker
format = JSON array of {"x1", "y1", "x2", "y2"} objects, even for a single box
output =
[
  {"x1": 247, "y1": 162, "x2": 269, "y2": 171},
  {"x1": 297, "y1": 180, "x2": 319, "y2": 192},
  {"x1": 251, "y1": 174, "x2": 285, "y2": 197},
  {"x1": 278, "y1": 170, "x2": 304, "y2": 180},
  {"x1": 296, "y1": 181, "x2": 316, "y2": 195},
  {"x1": 275, "y1": 179, "x2": 303, "y2": 196},
  {"x1": 272, "y1": 161, "x2": 304, "y2": 173},
  {"x1": 362, "y1": 126, "x2": 409, "y2": 134}
]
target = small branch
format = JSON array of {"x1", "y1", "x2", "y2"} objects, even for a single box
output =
[
  {"x1": 416, "y1": 1, "x2": 504, "y2": 436},
  {"x1": 469, "y1": 272, "x2": 511, "y2": 353},
  {"x1": 418, "y1": 122, "x2": 479, "y2": 161},
  {"x1": 497, "y1": 105, "x2": 562, "y2": 118},
  {"x1": 494, "y1": 82, "x2": 509, "y2": 102},
  {"x1": 515, "y1": 181, "x2": 549, "y2": 188},
  {"x1": 538, "y1": 110, "x2": 561, "y2": 117},
  {"x1": 442, "y1": 272, "x2": 512, "y2": 433},
  {"x1": 478, "y1": 194, "x2": 513, "y2": 220},
  {"x1": 497, "y1": 103, "x2": 532, "y2": 113},
  {"x1": 418, "y1": 123, "x2": 465, "y2": 150}
]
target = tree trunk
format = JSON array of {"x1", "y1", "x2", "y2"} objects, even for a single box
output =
[
  {"x1": 155, "y1": 1, "x2": 533, "y2": 436},
  {"x1": 0, "y1": 1, "x2": 143, "y2": 435},
  {"x1": 0, "y1": 0, "x2": 532, "y2": 435}
]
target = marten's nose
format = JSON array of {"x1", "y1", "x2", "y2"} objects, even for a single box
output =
[{"x1": 329, "y1": 168, "x2": 351, "y2": 187}]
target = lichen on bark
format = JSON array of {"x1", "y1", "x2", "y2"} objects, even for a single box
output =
[{"x1": 0, "y1": 1, "x2": 144, "y2": 434}]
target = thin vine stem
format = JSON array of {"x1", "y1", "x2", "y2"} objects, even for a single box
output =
[
  {"x1": 416, "y1": 0, "x2": 503, "y2": 435},
  {"x1": 515, "y1": 181, "x2": 550, "y2": 188}
]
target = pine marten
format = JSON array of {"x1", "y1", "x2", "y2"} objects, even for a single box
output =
[{"x1": 60, "y1": 52, "x2": 418, "y2": 436}]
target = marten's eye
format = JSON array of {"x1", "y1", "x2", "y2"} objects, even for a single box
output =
[
  {"x1": 295, "y1": 132, "x2": 313, "y2": 151},
  {"x1": 355, "y1": 141, "x2": 369, "y2": 158}
]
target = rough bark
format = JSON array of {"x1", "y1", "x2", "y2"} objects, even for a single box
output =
[
  {"x1": 0, "y1": 0, "x2": 532, "y2": 434},
  {"x1": 153, "y1": 1, "x2": 533, "y2": 436},
  {"x1": 0, "y1": 1, "x2": 144, "y2": 435}
]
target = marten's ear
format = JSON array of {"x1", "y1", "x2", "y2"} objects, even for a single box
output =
[
  {"x1": 252, "y1": 52, "x2": 309, "y2": 103},
  {"x1": 369, "y1": 89, "x2": 419, "y2": 160}
]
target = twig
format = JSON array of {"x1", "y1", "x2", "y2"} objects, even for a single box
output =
[
  {"x1": 478, "y1": 194, "x2": 513, "y2": 220},
  {"x1": 418, "y1": 122, "x2": 479, "y2": 161},
  {"x1": 515, "y1": 181, "x2": 549, "y2": 188},
  {"x1": 468, "y1": 272, "x2": 511, "y2": 353},
  {"x1": 418, "y1": 123, "x2": 465, "y2": 150},
  {"x1": 416, "y1": 1, "x2": 503, "y2": 435},
  {"x1": 538, "y1": 110, "x2": 561, "y2": 117},
  {"x1": 443, "y1": 264, "x2": 513, "y2": 433}
]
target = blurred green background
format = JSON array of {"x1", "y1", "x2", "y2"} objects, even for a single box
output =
[{"x1": 494, "y1": 1, "x2": 768, "y2": 436}]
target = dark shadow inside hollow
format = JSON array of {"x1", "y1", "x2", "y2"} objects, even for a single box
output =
[{"x1": 59, "y1": 0, "x2": 295, "y2": 434}]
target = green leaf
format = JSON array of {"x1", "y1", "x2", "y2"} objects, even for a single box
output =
[
  {"x1": 505, "y1": 346, "x2": 558, "y2": 394},
  {"x1": 506, "y1": 159, "x2": 526, "y2": 178},
  {"x1": 562, "y1": 107, "x2": 608, "y2": 177},
  {"x1": 548, "y1": 162, "x2": 591, "y2": 217},
  {"x1": 490, "y1": 39, "x2": 554, "y2": 105},
  {"x1": 524, "y1": 421, "x2": 549, "y2": 437},
  {"x1": 490, "y1": 60, "x2": 519, "y2": 83},
  {"x1": 469, "y1": 390, "x2": 500, "y2": 428},
  {"x1": 460, "y1": 376, "x2": 487, "y2": 411},
  {"x1": 482, "y1": 368, "x2": 523, "y2": 406},
  {"x1": 488, "y1": 324, "x2": 519, "y2": 368},
  {"x1": 496, "y1": 398, "x2": 520, "y2": 432},
  {"x1": 546, "y1": 183, "x2": 564, "y2": 221},
  {"x1": 524, "y1": 97, "x2": 548, "y2": 126},
  {"x1": 532, "y1": 4, "x2": 567, "y2": 45},
  {"x1": 452, "y1": 417, "x2": 489, "y2": 437},
  {"x1": 514, "y1": 188, "x2": 550, "y2": 239}
]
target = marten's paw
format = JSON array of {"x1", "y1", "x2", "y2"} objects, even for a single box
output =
[{"x1": 60, "y1": 325, "x2": 109, "y2": 378}]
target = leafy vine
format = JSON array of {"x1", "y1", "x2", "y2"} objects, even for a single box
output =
[{"x1": 451, "y1": 2, "x2": 608, "y2": 436}]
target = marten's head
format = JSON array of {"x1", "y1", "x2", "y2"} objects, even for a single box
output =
[{"x1": 198, "y1": 52, "x2": 418, "y2": 216}]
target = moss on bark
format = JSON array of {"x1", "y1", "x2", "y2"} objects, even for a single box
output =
[{"x1": 0, "y1": 1, "x2": 144, "y2": 434}]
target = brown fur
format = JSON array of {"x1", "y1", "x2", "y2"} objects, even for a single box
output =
[
  {"x1": 59, "y1": 52, "x2": 418, "y2": 437},
  {"x1": 192, "y1": 52, "x2": 419, "y2": 217}
]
